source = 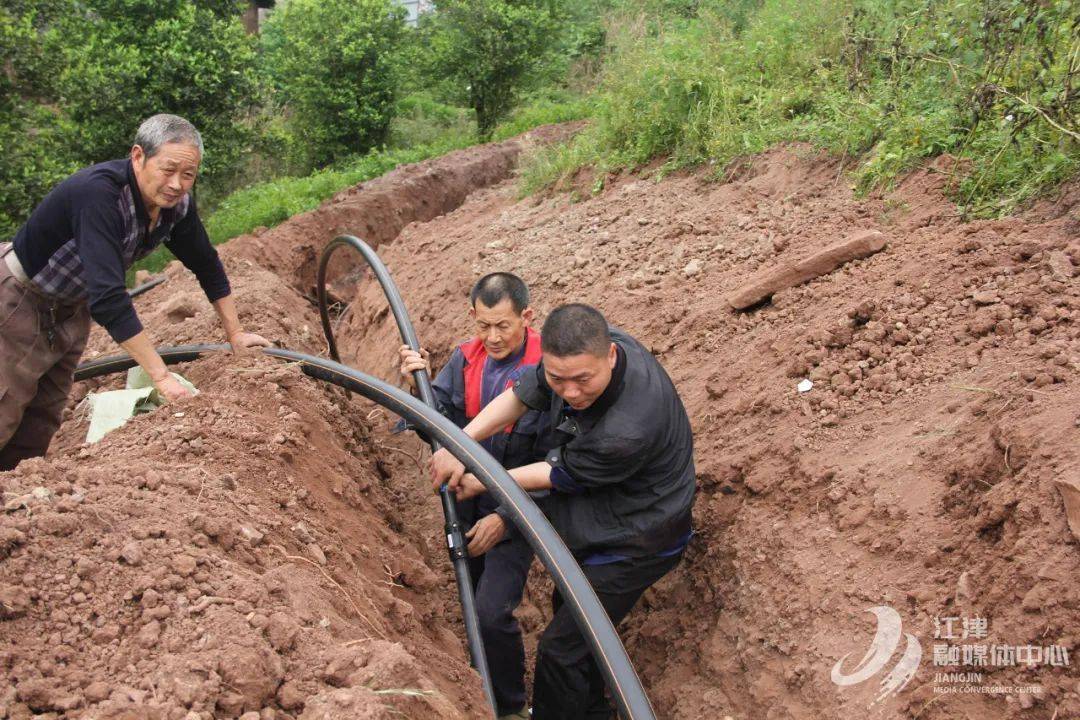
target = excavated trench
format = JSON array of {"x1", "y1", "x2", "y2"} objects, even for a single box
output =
[{"x1": 1, "y1": 125, "x2": 1079, "y2": 720}]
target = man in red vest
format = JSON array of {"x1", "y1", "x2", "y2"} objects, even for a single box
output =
[
  {"x1": 429, "y1": 304, "x2": 695, "y2": 720},
  {"x1": 399, "y1": 272, "x2": 548, "y2": 720}
]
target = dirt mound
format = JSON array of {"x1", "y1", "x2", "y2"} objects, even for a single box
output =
[
  {"x1": 0, "y1": 251, "x2": 490, "y2": 718},
  {"x1": 330, "y1": 143, "x2": 1080, "y2": 719},
  {"x1": 3, "y1": 131, "x2": 1077, "y2": 720}
]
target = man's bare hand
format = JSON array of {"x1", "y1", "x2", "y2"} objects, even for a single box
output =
[
  {"x1": 430, "y1": 447, "x2": 466, "y2": 491},
  {"x1": 454, "y1": 473, "x2": 486, "y2": 502},
  {"x1": 229, "y1": 331, "x2": 271, "y2": 353},
  {"x1": 466, "y1": 513, "x2": 506, "y2": 557},
  {"x1": 398, "y1": 345, "x2": 431, "y2": 389},
  {"x1": 153, "y1": 374, "x2": 193, "y2": 402}
]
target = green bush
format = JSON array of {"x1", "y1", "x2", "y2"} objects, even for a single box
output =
[
  {"x1": 260, "y1": 0, "x2": 407, "y2": 169},
  {"x1": 522, "y1": 0, "x2": 847, "y2": 192},
  {"x1": 0, "y1": 3, "x2": 78, "y2": 238},
  {"x1": 523, "y1": 0, "x2": 1079, "y2": 215},
  {"x1": 1, "y1": 1, "x2": 70, "y2": 100},
  {"x1": 389, "y1": 92, "x2": 474, "y2": 150},
  {"x1": 1, "y1": 0, "x2": 260, "y2": 235},
  {"x1": 0, "y1": 108, "x2": 78, "y2": 240},
  {"x1": 490, "y1": 91, "x2": 594, "y2": 141},
  {"x1": 831, "y1": 0, "x2": 1079, "y2": 214}
]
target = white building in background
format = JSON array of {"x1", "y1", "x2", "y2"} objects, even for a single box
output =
[{"x1": 398, "y1": 0, "x2": 434, "y2": 26}]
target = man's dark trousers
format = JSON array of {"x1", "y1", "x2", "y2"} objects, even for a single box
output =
[
  {"x1": 0, "y1": 244, "x2": 89, "y2": 471},
  {"x1": 469, "y1": 528, "x2": 535, "y2": 716},
  {"x1": 531, "y1": 551, "x2": 683, "y2": 720}
]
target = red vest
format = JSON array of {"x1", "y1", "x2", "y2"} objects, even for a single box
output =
[{"x1": 460, "y1": 327, "x2": 542, "y2": 430}]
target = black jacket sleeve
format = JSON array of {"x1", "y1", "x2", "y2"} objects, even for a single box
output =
[
  {"x1": 512, "y1": 361, "x2": 552, "y2": 411},
  {"x1": 164, "y1": 197, "x2": 230, "y2": 303},
  {"x1": 73, "y1": 185, "x2": 143, "y2": 343}
]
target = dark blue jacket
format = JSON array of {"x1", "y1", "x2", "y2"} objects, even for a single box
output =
[
  {"x1": 430, "y1": 342, "x2": 552, "y2": 521},
  {"x1": 12, "y1": 159, "x2": 229, "y2": 342},
  {"x1": 431, "y1": 344, "x2": 550, "y2": 470}
]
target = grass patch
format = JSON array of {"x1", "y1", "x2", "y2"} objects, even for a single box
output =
[
  {"x1": 388, "y1": 92, "x2": 475, "y2": 150},
  {"x1": 521, "y1": 0, "x2": 1079, "y2": 215},
  {"x1": 490, "y1": 91, "x2": 594, "y2": 141}
]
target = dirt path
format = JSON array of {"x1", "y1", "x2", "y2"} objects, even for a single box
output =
[{"x1": 1, "y1": 133, "x2": 1077, "y2": 720}]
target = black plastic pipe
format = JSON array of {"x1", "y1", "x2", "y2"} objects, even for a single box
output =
[
  {"x1": 73, "y1": 345, "x2": 657, "y2": 720},
  {"x1": 315, "y1": 235, "x2": 496, "y2": 714}
]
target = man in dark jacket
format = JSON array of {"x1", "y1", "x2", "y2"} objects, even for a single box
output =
[
  {"x1": 399, "y1": 272, "x2": 548, "y2": 720},
  {"x1": 429, "y1": 303, "x2": 695, "y2": 720},
  {"x1": 0, "y1": 114, "x2": 269, "y2": 470}
]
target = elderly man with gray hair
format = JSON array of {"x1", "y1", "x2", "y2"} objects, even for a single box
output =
[{"x1": 0, "y1": 113, "x2": 269, "y2": 470}]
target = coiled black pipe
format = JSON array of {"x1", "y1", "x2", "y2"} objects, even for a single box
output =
[
  {"x1": 316, "y1": 235, "x2": 496, "y2": 714},
  {"x1": 73, "y1": 345, "x2": 657, "y2": 720}
]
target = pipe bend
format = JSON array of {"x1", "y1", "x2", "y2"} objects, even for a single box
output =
[
  {"x1": 316, "y1": 234, "x2": 440, "y2": 410},
  {"x1": 74, "y1": 344, "x2": 657, "y2": 720}
]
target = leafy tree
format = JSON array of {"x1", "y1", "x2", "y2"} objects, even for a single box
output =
[
  {"x1": 0, "y1": 104, "x2": 75, "y2": 239},
  {"x1": 260, "y1": 0, "x2": 407, "y2": 168},
  {"x1": 56, "y1": 0, "x2": 260, "y2": 184},
  {"x1": 426, "y1": 0, "x2": 562, "y2": 139},
  {"x1": 1, "y1": 0, "x2": 259, "y2": 234},
  {"x1": 0, "y1": 3, "x2": 78, "y2": 237}
]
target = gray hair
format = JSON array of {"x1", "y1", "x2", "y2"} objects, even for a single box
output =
[{"x1": 133, "y1": 114, "x2": 204, "y2": 158}]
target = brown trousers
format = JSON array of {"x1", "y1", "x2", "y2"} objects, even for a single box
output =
[{"x1": 0, "y1": 243, "x2": 90, "y2": 471}]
